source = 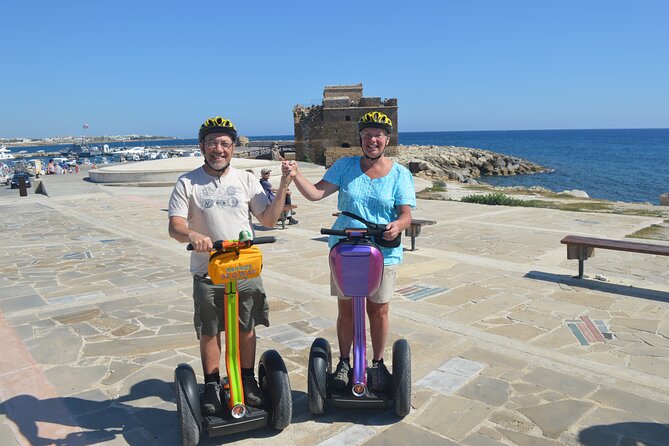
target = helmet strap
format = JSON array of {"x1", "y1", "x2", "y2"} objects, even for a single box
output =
[{"x1": 363, "y1": 149, "x2": 384, "y2": 161}]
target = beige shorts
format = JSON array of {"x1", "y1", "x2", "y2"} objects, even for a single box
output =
[{"x1": 330, "y1": 264, "x2": 398, "y2": 304}]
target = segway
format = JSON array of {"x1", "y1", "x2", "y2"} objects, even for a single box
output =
[
  {"x1": 308, "y1": 227, "x2": 411, "y2": 417},
  {"x1": 175, "y1": 233, "x2": 292, "y2": 446}
]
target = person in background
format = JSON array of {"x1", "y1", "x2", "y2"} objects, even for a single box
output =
[
  {"x1": 259, "y1": 167, "x2": 275, "y2": 202},
  {"x1": 260, "y1": 167, "x2": 298, "y2": 225},
  {"x1": 168, "y1": 116, "x2": 293, "y2": 414},
  {"x1": 286, "y1": 111, "x2": 415, "y2": 392}
]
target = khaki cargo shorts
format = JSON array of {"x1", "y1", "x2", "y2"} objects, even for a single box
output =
[{"x1": 192, "y1": 274, "x2": 269, "y2": 338}]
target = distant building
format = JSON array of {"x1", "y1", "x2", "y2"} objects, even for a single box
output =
[{"x1": 293, "y1": 83, "x2": 398, "y2": 165}]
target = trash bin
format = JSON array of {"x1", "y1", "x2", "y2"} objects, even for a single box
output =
[{"x1": 660, "y1": 193, "x2": 669, "y2": 206}]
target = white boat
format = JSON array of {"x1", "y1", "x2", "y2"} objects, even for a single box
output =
[
  {"x1": 0, "y1": 146, "x2": 15, "y2": 160},
  {"x1": 116, "y1": 146, "x2": 147, "y2": 158}
]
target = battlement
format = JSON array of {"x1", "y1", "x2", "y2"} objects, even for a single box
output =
[{"x1": 323, "y1": 83, "x2": 363, "y2": 102}]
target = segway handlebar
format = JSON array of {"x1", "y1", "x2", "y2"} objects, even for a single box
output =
[
  {"x1": 187, "y1": 236, "x2": 277, "y2": 251},
  {"x1": 320, "y1": 227, "x2": 385, "y2": 238}
]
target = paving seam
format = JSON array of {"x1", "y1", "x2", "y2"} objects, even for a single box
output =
[
  {"x1": 394, "y1": 307, "x2": 669, "y2": 400},
  {"x1": 3, "y1": 279, "x2": 193, "y2": 320},
  {"x1": 403, "y1": 245, "x2": 669, "y2": 290},
  {"x1": 0, "y1": 311, "x2": 82, "y2": 444},
  {"x1": 41, "y1": 199, "x2": 188, "y2": 258},
  {"x1": 405, "y1": 245, "x2": 575, "y2": 275}
]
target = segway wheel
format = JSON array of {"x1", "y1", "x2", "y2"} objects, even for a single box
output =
[
  {"x1": 308, "y1": 337, "x2": 331, "y2": 415},
  {"x1": 258, "y1": 349, "x2": 292, "y2": 430},
  {"x1": 174, "y1": 364, "x2": 202, "y2": 446},
  {"x1": 392, "y1": 339, "x2": 411, "y2": 417}
]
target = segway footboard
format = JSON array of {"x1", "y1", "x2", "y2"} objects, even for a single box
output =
[
  {"x1": 330, "y1": 392, "x2": 391, "y2": 410},
  {"x1": 204, "y1": 409, "x2": 268, "y2": 437}
]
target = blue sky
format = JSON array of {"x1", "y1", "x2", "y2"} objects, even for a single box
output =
[{"x1": 2, "y1": 0, "x2": 668, "y2": 138}]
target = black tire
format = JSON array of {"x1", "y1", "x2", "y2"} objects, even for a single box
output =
[
  {"x1": 307, "y1": 337, "x2": 331, "y2": 415},
  {"x1": 392, "y1": 339, "x2": 411, "y2": 417},
  {"x1": 259, "y1": 349, "x2": 292, "y2": 430},
  {"x1": 174, "y1": 364, "x2": 202, "y2": 446}
]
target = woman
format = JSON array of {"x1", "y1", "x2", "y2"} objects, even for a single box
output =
[{"x1": 286, "y1": 111, "x2": 416, "y2": 391}]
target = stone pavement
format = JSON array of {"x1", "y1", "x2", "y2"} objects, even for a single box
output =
[{"x1": 1, "y1": 159, "x2": 669, "y2": 446}]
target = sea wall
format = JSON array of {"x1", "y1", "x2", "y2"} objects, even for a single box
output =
[{"x1": 325, "y1": 144, "x2": 547, "y2": 183}]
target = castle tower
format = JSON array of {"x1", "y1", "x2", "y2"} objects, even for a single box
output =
[{"x1": 293, "y1": 84, "x2": 398, "y2": 165}]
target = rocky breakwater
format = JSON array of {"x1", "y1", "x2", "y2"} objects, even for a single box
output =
[{"x1": 391, "y1": 145, "x2": 548, "y2": 183}]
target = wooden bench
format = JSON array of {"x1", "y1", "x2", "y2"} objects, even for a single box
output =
[
  {"x1": 278, "y1": 205, "x2": 297, "y2": 229},
  {"x1": 332, "y1": 212, "x2": 436, "y2": 251},
  {"x1": 405, "y1": 219, "x2": 437, "y2": 251},
  {"x1": 561, "y1": 235, "x2": 669, "y2": 278}
]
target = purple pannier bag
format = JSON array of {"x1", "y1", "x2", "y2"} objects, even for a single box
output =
[{"x1": 329, "y1": 239, "x2": 384, "y2": 298}]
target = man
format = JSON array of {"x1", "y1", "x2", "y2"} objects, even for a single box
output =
[
  {"x1": 259, "y1": 167, "x2": 276, "y2": 202},
  {"x1": 168, "y1": 116, "x2": 293, "y2": 414},
  {"x1": 260, "y1": 167, "x2": 298, "y2": 225},
  {"x1": 287, "y1": 111, "x2": 415, "y2": 392}
]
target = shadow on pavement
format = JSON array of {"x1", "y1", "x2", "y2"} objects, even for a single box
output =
[
  {"x1": 0, "y1": 379, "x2": 176, "y2": 446},
  {"x1": 578, "y1": 421, "x2": 669, "y2": 445},
  {"x1": 525, "y1": 271, "x2": 669, "y2": 303}
]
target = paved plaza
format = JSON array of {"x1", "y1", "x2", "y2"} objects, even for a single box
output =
[{"x1": 1, "y1": 159, "x2": 669, "y2": 445}]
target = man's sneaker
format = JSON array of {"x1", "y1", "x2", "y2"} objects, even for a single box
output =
[
  {"x1": 242, "y1": 375, "x2": 264, "y2": 408},
  {"x1": 288, "y1": 217, "x2": 299, "y2": 225},
  {"x1": 369, "y1": 361, "x2": 391, "y2": 392},
  {"x1": 202, "y1": 381, "x2": 222, "y2": 414},
  {"x1": 333, "y1": 359, "x2": 350, "y2": 390}
]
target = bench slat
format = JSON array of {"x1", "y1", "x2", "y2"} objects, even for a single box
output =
[
  {"x1": 561, "y1": 235, "x2": 669, "y2": 256},
  {"x1": 411, "y1": 219, "x2": 437, "y2": 226}
]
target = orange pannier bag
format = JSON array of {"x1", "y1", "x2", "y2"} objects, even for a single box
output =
[{"x1": 207, "y1": 245, "x2": 263, "y2": 285}]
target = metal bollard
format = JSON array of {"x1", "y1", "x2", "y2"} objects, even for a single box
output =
[{"x1": 18, "y1": 176, "x2": 28, "y2": 197}]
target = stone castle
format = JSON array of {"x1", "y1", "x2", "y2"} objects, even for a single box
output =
[{"x1": 292, "y1": 84, "x2": 398, "y2": 165}]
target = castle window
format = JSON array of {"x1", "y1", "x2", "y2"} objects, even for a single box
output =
[
  {"x1": 345, "y1": 116, "x2": 351, "y2": 121},
  {"x1": 341, "y1": 143, "x2": 350, "y2": 148}
]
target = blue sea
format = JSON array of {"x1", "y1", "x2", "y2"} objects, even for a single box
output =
[
  {"x1": 6, "y1": 129, "x2": 668, "y2": 204},
  {"x1": 398, "y1": 128, "x2": 669, "y2": 205}
]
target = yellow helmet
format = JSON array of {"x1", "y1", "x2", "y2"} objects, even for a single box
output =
[
  {"x1": 198, "y1": 116, "x2": 237, "y2": 142},
  {"x1": 357, "y1": 111, "x2": 393, "y2": 133}
]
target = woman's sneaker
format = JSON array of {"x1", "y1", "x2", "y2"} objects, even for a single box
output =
[
  {"x1": 242, "y1": 375, "x2": 265, "y2": 408},
  {"x1": 333, "y1": 359, "x2": 350, "y2": 390},
  {"x1": 202, "y1": 381, "x2": 222, "y2": 414},
  {"x1": 369, "y1": 361, "x2": 391, "y2": 392}
]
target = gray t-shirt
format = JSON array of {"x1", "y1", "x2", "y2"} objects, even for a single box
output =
[{"x1": 168, "y1": 166, "x2": 270, "y2": 275}]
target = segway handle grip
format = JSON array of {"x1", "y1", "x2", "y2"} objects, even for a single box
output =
[
  {"x1": 320, "y1": 228, "x2": 385, "y2": 237},
  {"x1": 321, "y1": 228, "x2": 348, "y2": 236},
  {"x1": 186, "y1": 236, "x2": 277, "y2": 251},
  {"x1": 252, "y1": 236, "x2": 277, "y2": 245}
]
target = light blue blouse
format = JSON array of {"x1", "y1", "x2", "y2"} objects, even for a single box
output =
[{"x1": 323, "y1": 156, "x2": 417, "y2": 265}]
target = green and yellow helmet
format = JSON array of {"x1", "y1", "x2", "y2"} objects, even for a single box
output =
[
  {"x1": 198, "y1": 116, "x2": 238, "y2": 142},
  {"x1": 357, "y1": 111, "x2": 393, "y2": 134}
]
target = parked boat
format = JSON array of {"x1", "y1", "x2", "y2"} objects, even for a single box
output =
[{"x1": 0, "y1": 146, "x2": 15, "y2": 160}]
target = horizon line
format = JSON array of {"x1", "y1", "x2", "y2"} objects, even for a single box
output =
[{"x1": 3, "y1": 127, "x2": 668, "y2": 142}]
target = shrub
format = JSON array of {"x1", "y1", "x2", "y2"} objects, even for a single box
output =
[
  {"x1": 461, "y1": 192, "x2": 530, "y2": 207},
  {"x1": 431, "y1": 180, "x2": 447, "y2": 192}
]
